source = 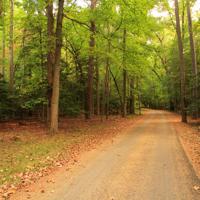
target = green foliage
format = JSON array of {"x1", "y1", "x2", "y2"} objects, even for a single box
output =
[
  {"x1": 0, "y1": 0, "x2": 199, "y2": 120},
  {"x1": 59, "y1": 80, "x2": 82, "y2": 117},
  {"x1": 0, "y1": 80, "x2": 12, "y2": 119}
]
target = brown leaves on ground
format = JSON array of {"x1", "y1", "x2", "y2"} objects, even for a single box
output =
[
  {"x1": 169, "y1": 113, "x2": 200, "y2": 178},
  {"x1": 0, "y1": 115, "x2": 142, "y2": 199}
]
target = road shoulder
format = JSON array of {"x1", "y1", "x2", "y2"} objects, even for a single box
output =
[{"x1": 170, "y1": 112, "x2": 200, "y2": 181}]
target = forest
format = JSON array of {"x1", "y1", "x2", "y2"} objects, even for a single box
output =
[
  {"x1": 0, "y1": 0, "x2": 199, "y2": 133},
  {"x1": 1, "y1": 0, "x2": 200, "y2": 199}
]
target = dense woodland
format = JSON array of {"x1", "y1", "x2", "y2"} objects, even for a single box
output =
[{"x1": 0, "y1": 0, "x2": 199, "y2": 133}]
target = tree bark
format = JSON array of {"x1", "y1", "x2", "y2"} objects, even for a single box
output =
[
  {"x1": 85, "y1": 0, "x2": 97, "y2": 119},
  {"x1": 9, "y1": 0, "x2": 14, "y2": 92},
  {"x1": 122, "y1": 28, "x2": 127, "y2": 117},
  {"x1": 46, "y1": 0, "x2": 55, "y2": 124},
  {"x1": 100, "y1": 79, "x2": 105, "y2": 119},
  {"x1": 137, "y1": 77, "x2": 141, "y2": 115},
  {"x1": 174, "y1": 0, "x2": 187, "y2": 123},
  {"x1": 95, "y1": 57, "x2": 100, "y2": 115},
  {"x1": 129, "y1": 78, "x2": 135, "y2": 114},
  {"x1": 104, "y1": 39, "x2": 111, "y2": 119},
  {"x1": 186, "y1": 0, "x2": 198, "y2": 118},
  {"x1": 0, "y1": 2, "x2": 2, "y2": 16},
  {"x1": 50, "y1": 0, "x2": 64, "y2": 134},
  {"x1": 1, "y1": 0, "x2": 5, "y2": 79},
  {"x1": 181, "y1": 0, "x2": 185, "y2": 41}
]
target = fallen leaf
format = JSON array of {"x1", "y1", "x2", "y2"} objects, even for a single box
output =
[{"x1": 193, "y1": 185, "x2": 200, "y2": 191}]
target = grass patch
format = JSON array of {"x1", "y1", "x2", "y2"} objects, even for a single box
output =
[{"x1": 0, "y1": 132, "x2": 85, "y2": 186}]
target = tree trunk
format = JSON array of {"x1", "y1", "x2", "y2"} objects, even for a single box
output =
[
  {"x1": 181, "y1": 0, "x2": 185, "y2": 41},
  {"x1": 39, "y1": 28, "x2": 44, "y2": 78},
  {"x1": 0, "y1": 2, "x2": 2, "y2": 15},
  {"x1": 109, "y1": 67, "x2": 123, "y2": 109},
  {"x1": 186, "y1": 0, "x2": 198, "y2": 118},
  {"x1": 174, "y1": 0, "x2": 187, "y2": 123},
  {"x1": 76, "y1": 53, "x2": 85, "y2": 111},
  {"x1": 122, "y1": 28, "x2": 127, "y2": 117},
  {"x1": 9, "y1": 0, "x2": 14, "y2": 92},
  {"x1": 85, "y1": 0, "x2": 97, "y2": 119},
  {"x1": 39, "y1": 28, "x2": 45, "y2": 121},
  {"x1": 50, "y1": 0, "x2": 64, "y2": 134},
  {"x1": 129, "y1": 78, "x2": 135, "y2": 114},
  {"x1": 1, "y1": 0, "x2": 5, "y2": 79},
  {"x1": 100, "y1": 79, "x2": 105, "y2": 120},
  {"x1": 138, "y1": 93, "x2": 141, "y2": 114},
  {"x1": 104, "y1": 37, "x2": 111, "y2": 119},
  {"x1": 46, "y1": 0, "x2": 55, "y2": 124},
  {"x1": 137, "y1": 77, "x2": 141, "y2": 115},
  {"x1": 95, "y1": 57, "x2": 100, "y2": 115}
]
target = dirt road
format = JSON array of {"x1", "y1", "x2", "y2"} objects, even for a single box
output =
[{"x1": 12, "y1": 110, "x2": 200, "y2": 200}]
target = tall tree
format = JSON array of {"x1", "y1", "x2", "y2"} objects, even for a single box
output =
[
  {"x1": 85, "y1": 0, "x2": 97, "y2": 119},
  {"x1": 129, "y1": 77, "x2": 135, "y2": 114},
  {"x1": 122, "y1": 28, "x2": 127, "y2": 117},
  {"x1": 186, "y1": 0, "x2": 198, "y2": 118},
  {"x1": 104, "y1": 40, "x2": 111, "y2": 119},
  {"x1": 9, "y1": 0, "x2": 14, "y2": 92},
  {"x1": 46, "y1": 0, "x2": 55, "y2": 123},
  {"x1": 174, "y1": 0, "x2": 187, "y2": 123},
  {"x1": 104, "y1": 23, "x2": 111, "y2": 119},
  {"x1": 1, "y1": 0, "x2": 5, "y2": 79},
  {"x1": 0, "y1": 2, "x2": 2, "y2": 15},
  {"x1": 95, "y1": 57, "x2": 100, "y2": 115},
  {"x1": 137, "y1": 77, "x2": 141, "y2": 115},
  {"x1": 50, "y1": 0, "x2": 64, "y2": 133}
]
